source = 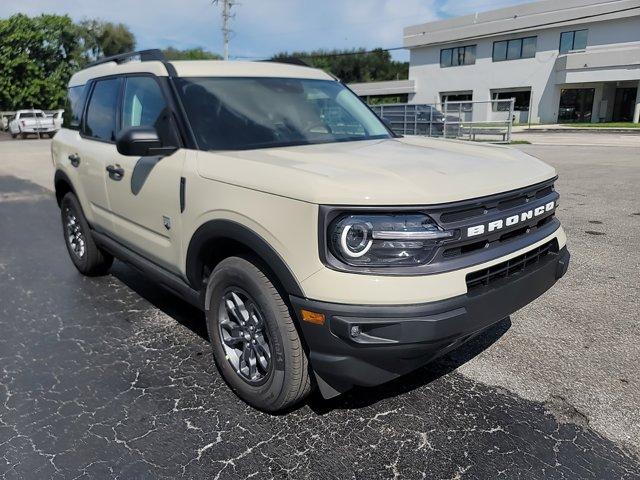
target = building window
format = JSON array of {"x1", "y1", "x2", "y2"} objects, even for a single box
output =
[
  {"x1": 441, "y1": 92, "x2": 473, "y2": 112},
  {"x1": 493, "y1": 36, "x2": 537, "y2": 61},
  {"x1": 559, "y1": 29, "x2": 588, "y2": 53},
  {"x1": 492, "y1": 90, "x2": 531, "y2": 111},
  {"x1": 440, "y1": 45, "x2": 476, "y2": 67},
  {"x1": 558, "y1": 88, "x2": 594, "y2": 123},
  {"x1": 441, "y1": 93, "x2": 472, "y2": 103}
]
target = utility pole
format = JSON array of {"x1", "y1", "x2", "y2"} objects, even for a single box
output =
[{"x1": 212, "y1": 0, "x2": 236, "y2": 60}]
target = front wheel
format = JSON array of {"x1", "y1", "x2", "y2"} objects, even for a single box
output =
[
  {"x1": 60, "y1": 193, "x2": 113, "y2": 276},
  {"x1": 206, "y1": 256, "x2": 312, "y2": 412}
]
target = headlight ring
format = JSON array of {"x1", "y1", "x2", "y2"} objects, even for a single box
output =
[{"x1": 340, "y1": 221, "x2": 373, "y2": 258}]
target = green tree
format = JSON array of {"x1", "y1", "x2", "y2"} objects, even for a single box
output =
[
  {"x1": 162, "y1": 47, "x2": 222, "y2": 60},
  {"x1": 271, "y1": 48, "x2": 408, "y2": 83},
  {"x1": 0, "y1": 14, "x2": 84, "y2": 110},
  {"x1": 78, "y1": 19, "x2": 135, "y2": 61}
]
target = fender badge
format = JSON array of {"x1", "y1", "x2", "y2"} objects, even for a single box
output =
[{"x1": 162, "y1": 216, "x2": 171, "y2": 230}]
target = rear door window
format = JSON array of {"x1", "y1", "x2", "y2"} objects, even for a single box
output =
[{"x1": 83, "y1": 78, "x2": 122, "y2": 142}]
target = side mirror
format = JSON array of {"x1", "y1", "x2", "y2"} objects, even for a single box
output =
[
  {"x1": 381, "y1": 116, "x2": 402, "y2": 138},
  {"x1": 381, "y1": 116, "x2": 394, "y2": 130},
  {"x1": 116, "y1": 126, "x2": 177, "y2": 157}
]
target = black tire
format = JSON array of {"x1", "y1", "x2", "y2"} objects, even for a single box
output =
[
  {"x1": 21, "y1": 132, "x2": 28, "y2": 139},
  {"x1": 206, "y1": 256, "x2": 312, "y2": 412},
  {"x1": 60, "y1": 192, "x2": 113, "y2": 276},
  {"x1": 11, "y1": 133, "x2": 17, "y2": 139}
]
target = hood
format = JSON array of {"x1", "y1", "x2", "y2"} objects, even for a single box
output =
[{"x1": 196, "y1": 137, "x2": 556, "y2": 205}]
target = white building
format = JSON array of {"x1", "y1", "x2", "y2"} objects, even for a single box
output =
[{"x1": 351, "y1": 0, "x2": 640, "y2": 124}]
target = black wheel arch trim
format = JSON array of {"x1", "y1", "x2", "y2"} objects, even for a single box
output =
[
  {"x1": 54, "y1": 169, "x2": 77, "y2": 206},
  {"x1": 186, "y1": 219, "x2": 305, "y2": 299}
]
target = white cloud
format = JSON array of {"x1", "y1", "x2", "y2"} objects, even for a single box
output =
[
  {"x1": 437, "y1": 0, "x2": 531, "y2": 17},
  {"x1": 0, "y1": 0, "x2": 533, "y2": 61}
]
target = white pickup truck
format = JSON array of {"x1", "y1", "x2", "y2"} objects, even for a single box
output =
[{"x1": 9, "y1": 110, "x2": 57, "y2": 139}]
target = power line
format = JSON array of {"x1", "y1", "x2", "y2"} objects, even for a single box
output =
[
  {"x1": 295, "y1": 46, "x2": 406, "y2": 58},
  {"x1": 231, "y1": 4, "x2": 640, "y2": 61},
  {"x1": 232, "y1": 45, "x2": 407, "y2": 61},
  {"x1": 238, "y1": 12, "x2": 436, "y2": 40}
]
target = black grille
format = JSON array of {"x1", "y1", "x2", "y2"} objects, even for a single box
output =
[
  {"x1": 466, "y1": 239, "x2": 558, "y2": 290},
  {"x1": 431, "y1": 179, "x2": 558, "y2": 263},
  {"x1": 439, "y1": 181, "x2": 555, "y2": 224}
]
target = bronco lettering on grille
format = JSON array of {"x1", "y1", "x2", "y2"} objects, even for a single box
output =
[{"x1": 466, "y1": 201, "x2": 555, "y2": 237}]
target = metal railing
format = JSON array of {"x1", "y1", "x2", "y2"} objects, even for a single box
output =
[{"x1": 370, "y1": 99, "x2": 515, "y2": 143}]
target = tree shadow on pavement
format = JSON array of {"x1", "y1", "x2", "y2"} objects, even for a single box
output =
[{"x1": 110, "y1": 260, "x2": 209, "y2": 341}]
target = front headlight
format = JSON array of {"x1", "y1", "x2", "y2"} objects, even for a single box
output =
[{"x1": 328, "y1": 213, "x2": 454, "y2": 267}]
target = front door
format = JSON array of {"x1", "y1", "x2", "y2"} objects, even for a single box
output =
[
  {"x1": 612, "y1": 87, "x2": 637, "y2": 122},
  {"x1": 558, "y1": 88, "x2": 594, "y2": 123},
  {"x1": 105, "y1": 75, "x2": 186, "y2": 272}
]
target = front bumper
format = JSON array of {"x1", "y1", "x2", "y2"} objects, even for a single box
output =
[{"x1": 291, "y1": 245, "x2": 570, "y2": 398}]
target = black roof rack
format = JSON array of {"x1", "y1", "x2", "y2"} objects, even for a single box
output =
[{"x1": 85, "y1": 49, "x2": 166, "y2": 69}]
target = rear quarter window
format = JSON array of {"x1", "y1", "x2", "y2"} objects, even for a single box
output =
[{"x1": 63, "y1": 85, "x2": 88, "y2": 130}]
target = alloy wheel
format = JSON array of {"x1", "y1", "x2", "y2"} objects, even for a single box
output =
[
  {"x1": 64, "y1": 208, "x2": 86, "y2": 259},
  {"x1": 218, "y1": 289, "x2": 272, "y2": 384}
]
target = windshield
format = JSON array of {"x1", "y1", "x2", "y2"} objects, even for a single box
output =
[
  {"x1": 176, "y1": 77, "x2": 391, "y2": 150},
  {"x1": 20, "y1": 112, "x2": 44, "y2": 119}
]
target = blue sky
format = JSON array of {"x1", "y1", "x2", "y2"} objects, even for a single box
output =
[{"x1": 1, "y1": 0, "x2": 533, "y2": 61}]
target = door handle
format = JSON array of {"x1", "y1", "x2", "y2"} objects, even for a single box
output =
[
  {"x1": 106, "y1": 164, "x2": 125, "y2": 181},
  {"x1": 68, "y1": 153, "x2": 80, "y2": 167}
]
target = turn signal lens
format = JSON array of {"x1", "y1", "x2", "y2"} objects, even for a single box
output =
[{"x1": 301, "y1": 309, "x2": 325, "y2": 325}]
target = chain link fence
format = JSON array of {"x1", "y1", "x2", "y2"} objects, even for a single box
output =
[{"x1": 370, "y1": 99, "x2": 515, "y2": 143}]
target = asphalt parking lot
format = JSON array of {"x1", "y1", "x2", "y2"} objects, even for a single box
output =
[{"x1": 1, "y1": 133, "x2": 639, "y2": 479}]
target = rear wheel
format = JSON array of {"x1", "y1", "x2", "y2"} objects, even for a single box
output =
[
  {"x1": 60, "y1": 193, "x2": 113, "y2": 276},
  {"x1": 206, "y1": 256, "x2": 312, "y2": 412}
]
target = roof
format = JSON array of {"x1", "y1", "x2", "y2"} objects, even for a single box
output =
[
  {"x1": 404, "y1": 0, "x2": 640, "y2": 48},
  {"x1": 170, "y1": 60, "x2": 334, "y2": 80},
  {"x1": 69, "y1": 59, "x2": 333, "y2": 87}
]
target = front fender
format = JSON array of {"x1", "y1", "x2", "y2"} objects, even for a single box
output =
[{"x1": 185, "y1": 219, "x2": 305, "y2": 298}]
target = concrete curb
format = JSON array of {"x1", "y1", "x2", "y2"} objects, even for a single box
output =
[{"x1": 518, "y1": 128, "x2": 640, "y2": 135}]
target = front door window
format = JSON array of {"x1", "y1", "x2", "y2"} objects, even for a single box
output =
[{"x1": 558, "y1": 88, "x2": 594, "y2": 123}]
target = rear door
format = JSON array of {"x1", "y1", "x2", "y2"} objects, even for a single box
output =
[
  {"x1": 104, "y1": 74, "x2": 186, "y2": 272},
  {"x1": 78, "y1": 77, "x2": 123, "y2": 232}
]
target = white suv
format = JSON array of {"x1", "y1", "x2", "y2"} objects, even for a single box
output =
[{"x1": 52, "y1": 50, "x2": 570, "y2": 412}]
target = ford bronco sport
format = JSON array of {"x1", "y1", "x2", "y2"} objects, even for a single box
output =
[{"x1": 52, "y1": 50, "x2": 570, "y2": 412}]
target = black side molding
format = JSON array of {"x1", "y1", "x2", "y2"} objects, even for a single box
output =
[
  {"x1": 93, "y1": 231, "x2": 202, "y2": 309},
  {"x1": 180, "y1": 177, "x2": 186, "y2": 213}
]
